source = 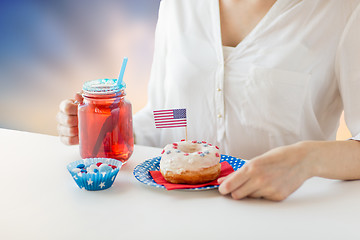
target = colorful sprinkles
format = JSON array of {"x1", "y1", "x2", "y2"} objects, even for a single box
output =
[
  {"x1": 160, "y1": 140, "x2": 221, "y2": 159},
  {"x1": 73, "y1": 162, "x2": 118, "y2": 174},
  {"x1": 67, "y1": 158, "x2": 121, "y2": 191}
]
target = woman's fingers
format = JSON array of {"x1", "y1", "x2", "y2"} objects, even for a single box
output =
[
  {"x1": 218, "y1": 167, "x2": 249, "y2": 195},
  {"x1": 57, "y1": 124, "x2": 78, "y2": 137},
  {"x1": 218, "y1": 144, "x2": 311, "y2": 201},
  {"x1": 59, "y1": 99, "x2": 78, "y2": 116},
  {"x1": 247, "y1": 182, "x2": 290, "y2": 201},
  {"x1": 228, "y1": 179, "x2": 262, "y2": 200},
  {"x1": 57, "y1": 93, "x2": 82, "y2": 146},
  {"x1": 56, "y1": 111, "x2": 78, "y2": 127},
  {"x1": 60, "y1": 135, "x2": 79, "y2": 145},
  {"x1": 217, "y1": 176, "x2": 226, "y2": 184},
  {"x1": 74, "y1": 92, "x2": 83, "y2": 104}
]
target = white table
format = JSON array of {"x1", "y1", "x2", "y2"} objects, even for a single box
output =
[{"x1": 1, "y1": 128, "x2": 360, "y2": 240}]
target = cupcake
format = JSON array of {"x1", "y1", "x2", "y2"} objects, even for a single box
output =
[{"x1": 67, "y1": 158, "x2": 122, "y2": 191}]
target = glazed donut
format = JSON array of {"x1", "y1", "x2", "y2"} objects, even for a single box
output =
[{"x1": 160, "y1": 140, "x2": 221, "y2": 184}]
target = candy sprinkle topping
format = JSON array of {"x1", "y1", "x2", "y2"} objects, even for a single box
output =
[
  {"x1": 77, "y1": 164, "x2": 85, "y2": 169},
  {"x1": 109, "y1": 165, "x2": 117, "y2": 169}
]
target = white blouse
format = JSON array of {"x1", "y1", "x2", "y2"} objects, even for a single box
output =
[{"x1": 133, "y1": 0, "x2": 360, "y2": 159}]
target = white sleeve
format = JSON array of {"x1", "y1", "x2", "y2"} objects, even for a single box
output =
[
  {"x1": 336, "y1": 3, "x2": 360, "y2": 141},
  {"x1": 133, "y1": 1, "x2": 167, "y2": 147}
]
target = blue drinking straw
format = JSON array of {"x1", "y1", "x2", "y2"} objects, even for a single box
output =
[
  {"x1": 117, "y1": 57, "x2": 128, "y2": 87},
  {"x1": 93, "y1": 57, "x2": 128, "y2": 156}
]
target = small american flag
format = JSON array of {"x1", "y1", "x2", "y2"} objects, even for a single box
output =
[{"x1": 153, "y1": 109, "x2": 187, "y2": 128}]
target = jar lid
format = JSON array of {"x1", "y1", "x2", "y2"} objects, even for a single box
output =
[{"x1": 82, "y1": 79, "x2": 126, "y2": 95}]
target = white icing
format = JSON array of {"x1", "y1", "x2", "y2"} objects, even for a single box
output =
[{"x1": 160, "y1": 140, "x2": 220, "y2": 174}]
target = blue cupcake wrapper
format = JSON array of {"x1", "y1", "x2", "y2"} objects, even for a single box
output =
[{"x1": 67, "y1": 158, "x2": 122, "y2": 191}]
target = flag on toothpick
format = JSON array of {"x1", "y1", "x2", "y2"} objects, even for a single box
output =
[{"x1": 153, "y1": 109, "x2": 187, "y2": 128}]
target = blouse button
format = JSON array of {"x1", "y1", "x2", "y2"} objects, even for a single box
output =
[
  {"x1": 216, "y1": 88, "x2": 222, "y2": 92},
  {"x1": 217, "y1": 114, "x2": 222, "y2": 118}
]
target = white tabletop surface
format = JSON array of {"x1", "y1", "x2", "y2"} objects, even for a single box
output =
[{"x1": 1, "y1": 128, "x2": 360, "y2": 240}]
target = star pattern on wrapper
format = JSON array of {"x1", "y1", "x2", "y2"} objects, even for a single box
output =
[{"x1": 68, "y1": 158, "x2": 121, "y2": 191}]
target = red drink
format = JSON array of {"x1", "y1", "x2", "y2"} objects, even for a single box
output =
[{"x1": 78, "y1": 79, "x2": 133, "y2": 163}]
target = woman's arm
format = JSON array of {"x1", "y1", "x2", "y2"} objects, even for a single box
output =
[
  {"x1": 218, "y1": 140, "x2": 360, "y2": 201},
  {"x1": 306, "y1": 140, "x2": 360, "y2": 180}
]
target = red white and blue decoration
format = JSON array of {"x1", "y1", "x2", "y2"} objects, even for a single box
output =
[
  {"x1": 67, "y1": 158, "x2": 122, "y2": 191},
  {"x1": 153, "y1": 109, "x2": 187, "y2": 128}
]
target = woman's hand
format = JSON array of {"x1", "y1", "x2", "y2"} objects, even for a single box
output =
[
  {"x1": 218, "y1": 142, "x2": 313, "y2": 201},
  {"x1": 56, "y1": 92, "x2": 83, "y2": 145},
  {"x1": 218, "y1": 140, "x2": 360, "y2": 201}
]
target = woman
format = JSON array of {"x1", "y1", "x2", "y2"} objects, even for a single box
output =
[{"x1": 57, "y1": 0, "x2": 360, "y2": 201}]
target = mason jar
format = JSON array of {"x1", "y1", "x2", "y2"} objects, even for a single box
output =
[{"x1": 78, "y1": 78, "x2": 133, "y2": 163}]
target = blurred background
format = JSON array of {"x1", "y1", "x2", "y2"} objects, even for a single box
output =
[
  {"x1": 0, "y1": 0, "x2": 351, "y2": 140},
  {"x1": 0, "y1": 0, "x2": 159, "y2": 135}
]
